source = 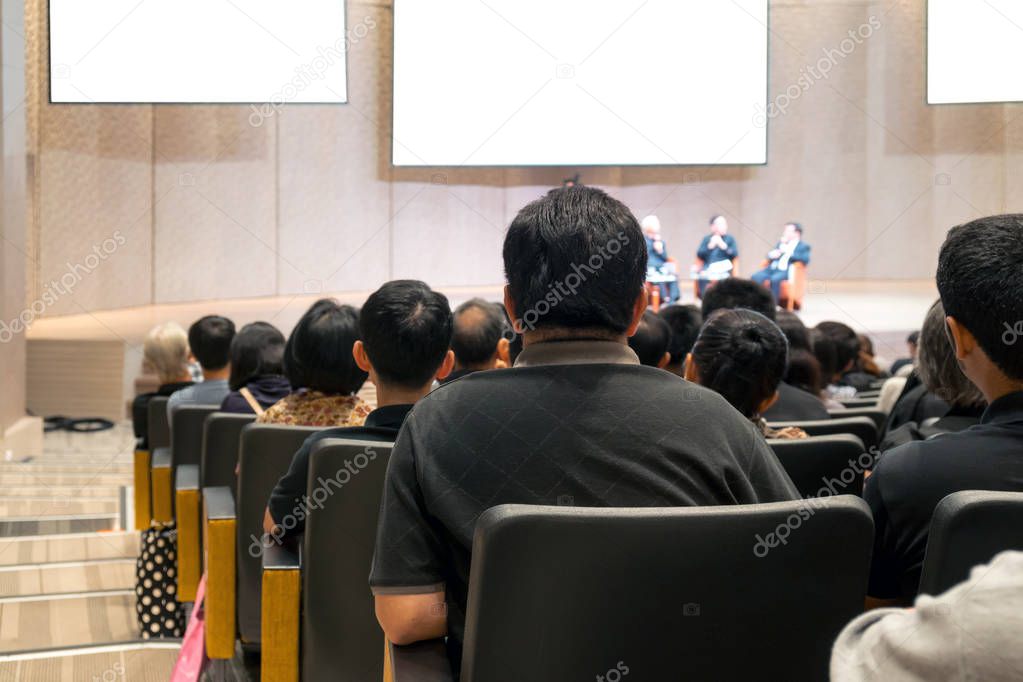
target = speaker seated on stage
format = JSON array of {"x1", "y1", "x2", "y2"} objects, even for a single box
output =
[
  {"x1": 751, "y1": 222, "x2": 811, "y2": 306},
  {"x1": 694, "y1": 214, "x2": 739, "y2": 298},
  {"x1": 642, "y1": 214, "x2": 679, "y2": 305}
]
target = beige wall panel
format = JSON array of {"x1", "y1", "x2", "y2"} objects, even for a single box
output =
[{"x1": 153, "y1": 106, "x2": 277, "y2": 303}]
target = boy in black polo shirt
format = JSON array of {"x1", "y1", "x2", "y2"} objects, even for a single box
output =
[
  {"x1": 369, "y1": 186, "x2": 799, "y2": 665},
  {"x1": 866, "y1": 214, "x2": 1023, "y2": 603}
]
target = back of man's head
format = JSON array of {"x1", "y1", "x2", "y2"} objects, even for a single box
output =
[
  {"x1": 451, "y1": 299, "x2": 505, "y2": 370},
  {"x1": 937, "y1": 214, "x2": 1023, "y2": 382},
  {"x1": 188, "y1": 315, "x2": 235, "y2": 372},
  {"x1": 658, "y1": 304, "x2": 702, "y2": 369},
  {"x1": 360, "y1": 280, "x2": 453, "y2": 389},
  {"x1": 700, "y1": 278, "x2": 776, "y2": 321},
  {"x1": 815, "y1": 321, "x2": 860, "y2": 374},
  {"x1": 628, "y1": 310, "x2": 672, "y2": 367},
  {"x1": 504, "y1": 186, "x2": 646, "y2": 335}
]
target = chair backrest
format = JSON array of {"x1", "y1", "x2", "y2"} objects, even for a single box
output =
[
  {"x1": 837, "y1": 397, "x2": 880, "y2": 409},
  {"x1": 830, "y1": 407, "x2": 886, "y2": 431},
  {"x1": 918, "y1": 490, "x2": 1023, "y2": 595},
  {"x1": 201, "y1": 412, "x2": 256, "y2": 492},
  {"x1": 768, "y1": 434, "x2": 867, "y2": 498},
  {"x1": 236, "y1": 423, "x2": 322, "y2": 644},
  {"x1": 461, "y1": 498, "x2": 873, "y2": 682},
  {"x1": 767, "y1": 416, "x2": 878, "y2": 450},
  {"x1": 147, "y1": 396, "x2": 171, "y2": 450},
  {"x1": 171, "y1": 405, "x2": 220, "y2": 470},
  {"x1": 301, "y1": 439, "x2": 395, "y2": 682}
]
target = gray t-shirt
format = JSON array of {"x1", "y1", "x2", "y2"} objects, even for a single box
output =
[
  {"x1": 167, "y1": 378, "x2": 230, "y2": 425},
  {"x1": 832, "y1": 550, "x2": 1023, "y2": 681}
]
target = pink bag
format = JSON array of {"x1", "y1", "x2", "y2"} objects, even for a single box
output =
[{"x1": 171, "y1": 574, "x2": 209, "y2": 681}]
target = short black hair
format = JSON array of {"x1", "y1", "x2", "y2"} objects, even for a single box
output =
[
  {"x1": 937, "y1": 214, "x2": 1023, "y2": 381},
  {"x1": 775, "y1": 310, "x2": 811, "y2": 351},
  {"x1": 628, "y1": 310, "x2": 672, "y2": 367},
  {"x1": 504, "y1": 186, "x2": 646, "y2": 334},
  {"x1": 284, "y1": 299, "x2": 367, "y2": 394},
  {"x1": 360, "y1": 280, "x2": 453, "y2": 389},
  {"x1": 787, "y1": 222, "x2": 804, "y2": 236},
  {"x1": 691, "y1": 309, "x2": 789, "y2": 419},
  {"x1": 810, "y1": 328, "x2": 840, "y2": 382},
  {"x1": 700, "y1": 278, "x2": 777, "y2": 321},
  {"x1": 786, "y1": 348, "x2": 822, "y2": 396},
  {"x1": 188, "y1": 315, "x2": 235, "y2": 371},
  {"x1": 658, "y1": 304, "x2": 702, "y2": 364},
  {"x1": 228, "y1": 322, "x2": 286, "y2": 391},
  {"x1": 451, "y1": 299, "x2": 505, "y2": 368},
  {"x1": 815, "y1": 321, "x2": 860, "y2": 374},
  {"x1": 907, "y1": 330, "x2": 920, "y2": 346}
]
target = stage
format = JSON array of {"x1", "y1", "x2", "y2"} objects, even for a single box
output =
[{"x1": 24, "y1": 280, "x2": 937, "y2": 421}]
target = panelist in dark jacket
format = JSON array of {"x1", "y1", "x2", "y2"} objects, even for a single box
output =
[
  {"x1": 752, "y1": 222, "x2": 811, "y2": 302},
  {"x1": 695, "y1": 215, "x2": 739, "y2": 297}
]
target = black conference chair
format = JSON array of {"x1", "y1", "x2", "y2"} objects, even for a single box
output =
[
  {"x1": 147, "y1": 396, "x2": 173, "y2": 525},
  {"x1": 170, "y1": 405, "x2": 221, "y2": 602},
  {"x1": 392, "y1": 497, "x2": 874, "y2": 682},
  {"x1": 829, "y1": 407, "x2": 886, "y2": 432},
  {"x1": 261, "y1": 439, "x2": 395, "y2": 681},
  {"x1": 767, "y1": 416, "x2": 879, "y2": 451},
  {"x1": 837, "y1": 397, "x2": 880, "y2": 409},
  {"x1": 918, "y1": 490, "x2": 1023, "y2": 596},
  {"x1": 201, "y1": 412, "x2": 256, "y2": 495},
  {"x1": 203, "y1": 423, "x2": 321, "y2": 661},
  {"x1": 768, "y1": 434, "x2": 867, "y2": 498}
]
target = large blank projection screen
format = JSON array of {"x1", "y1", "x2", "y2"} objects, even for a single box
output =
[
  {"x1": 928, "y1": 0, "x2": 1023, "y2": 104},
  {"x1": 393, "y1": 0, "x2": 768, "y2": 166},
  {"x1": 50, "y1": 0, "x2": 347, "y2": 103}
]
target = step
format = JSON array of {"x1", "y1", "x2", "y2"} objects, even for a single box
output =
[
  {"x1": 0, "y1": 500, "x2": 120, "y2": 517},
  {"x1": 0, "y1": 592, "x2": 140, "y2": 652},
  {"x1": 0, "y1": 515, "x2": 120, "y2": 539},
  {"x1": 0, "y1": 474, "x2": 131, "y2": 487},
  {"x1": 0, "y1": 533, "x2": 138, "y2": 567},
  {"x1": 0, "y1": 560, "x2": 136, "y2": 598},
  {"x1": 0, "y1": 643, "x2": 180, "y2": 682},
  {"x1": 0, "y1": 488, "x2": 120, "y2": 499}
]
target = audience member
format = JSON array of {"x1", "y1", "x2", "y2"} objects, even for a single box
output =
[
  {"x1": 856, "y1": 333, "x2": 888, "y2": 378},
  {"x1": 695, "y1": 215, "x2": 739, "y2": 297},
  {"x1": 369, "y1": 186, "x2": 798, "y2": 665},
  {"x1": 220, "y1": 322, "x2": 290, "y2": 415},
  {"x1": 265, "y1": 280, "x2": 454, "y2": 538},
  {"x1": 686, "y1": 309, "x2": 807, "y2": 440},
  {"x1": 700, "y1": 277, "x2": 775, "y2": 320},
  {"x1": 628, "y1": 310, "x2": 672, "y2": 368},
  {"x1": 258, "y1": 299, "x2": 371, "y2": 426},
  {"x1": 865, "y1": 214, "x2": 1023, "y2": 603},
  {"x1": 832, "y1": 551, "x2": 1023, "y2": 681},
  {"x1": 764, "y1": 311, "x2": 830, "y2": 421},
  {"x1": 132, "y1": 322, "x2": 193, "y2": 448},
  {"x1": 879, "y1": 300, "x2": 986, "y2": 449},
  {"x1": 816, "y1": 321, "x2": 874, "y2": 394},
  {"x1": 750, "y1": 222, "x2": 811, "y2": 302},
  {"x1": 166, "y1": 315, "x2": 235, "y2": 422},
  {"x1": 441, "y1": 299, "x2": 510, "y2": 383},
  {"x1": 657, "y1": 304, "x2": 702, "y2": 376},
  {"x1": 889, "y1": 331, "x2": 919, "y2": 376}
]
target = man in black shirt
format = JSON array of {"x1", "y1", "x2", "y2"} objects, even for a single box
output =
[
  {"x1": 866, "y1": 214, "x2": 1023, "y2": 602},
  {"x1": 263, "y1": 280, "x2": 454, "y2": 539},
  {"x1": 439, "y1": 299, "x2": 510, "y2": 383},
  {"x1": 370, "y1": 187, "x2": 799, "y2": 663}
]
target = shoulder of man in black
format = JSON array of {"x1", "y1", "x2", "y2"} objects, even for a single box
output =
[{"x1": 763, "y1": 382, "x2": 829, "y2": 421}]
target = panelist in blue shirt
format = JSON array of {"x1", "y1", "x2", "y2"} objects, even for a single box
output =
[
  {"x1": 751, "y1": 222, "x2": 811, "y2": 302},
  {"x1": 642, "y1": 215, "x2": 679, "y2": 305},
  {"x1": 695, "y1": 215, "x2": 739, "y2": 297}
]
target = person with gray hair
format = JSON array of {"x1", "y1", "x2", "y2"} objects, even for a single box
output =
[
  {"x1": 131, "y1": 322, "x2": 194, "y2": 449},
  {"x1": 880, "y1": 300, "x2": 987, "y2": 450}
]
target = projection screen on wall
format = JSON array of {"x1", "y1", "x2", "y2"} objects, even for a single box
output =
[
  {"x1": 49, "y1": 0, "x2": 348, "y2": 103},
  {"x1": 392, "y1": 0, "x2": 769, "y2": 167},
  {"x1": 928, "y1": 0, "x2": 1023, "y2": 104}
]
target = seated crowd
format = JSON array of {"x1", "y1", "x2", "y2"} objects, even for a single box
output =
[{"x1": 133, "y1": 188, "x2": 1023, "y2": 678}]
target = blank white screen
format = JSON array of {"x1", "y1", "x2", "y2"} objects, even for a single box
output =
[
  {"x1": 928, "y1": 0, "x2": 1023, "y2": 104},
  {"x1": 393, "y1": 0, "x2": 768, "y2": 166},
  {"x1": 50, "y1": 0, "x2": 347, "y2": 103}
]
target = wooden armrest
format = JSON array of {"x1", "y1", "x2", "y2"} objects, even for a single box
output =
[
  {"x1": 133, "y1": 449, "x2": 152, "y2": 530},
  {"x1": 150, "y1": 447, "x2": 173, "y2": 524},
  {"x1": 388, "y1": 639, "x2": 454, "y2": 682},
  {"x1": 261, "y1": 542, "x2": 302, "y2": 682},
  {"x1": 203, "y1": 486, "x2": 236, "y2": 659},
  {"x1": 175, "y1": 465, "x2": 201, "y2": 602}
]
